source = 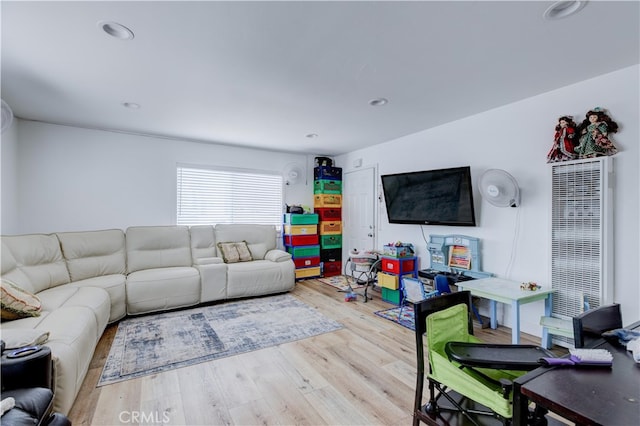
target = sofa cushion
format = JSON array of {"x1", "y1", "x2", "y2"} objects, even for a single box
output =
[
  {"x1": 126, "y1": 226, "x2": 192, "y2": 273},
  {"x1": 70, "y1": 275, "x2": 126, "y2": 323},
  {"x1": 126, "y1": 267, "x2": 200, "y2": 315},
  {"x1": 1, "y1": 329, "x2": 50, "y2": 349},
  {"x1": 1, "y1": 279, "x2": 42, "y2": 320},
  {"x1": 1, "y1": 235, "x2": 70, "y2": 294},
  {"x1": 226, "y1": 260, "x2": 295, "y2": 298},
  {"x1": 56, "y1": 229, "x2": 126, "y2": 281},
  {"x1": 189, "y1": 225, "x2": 217, "y2": 260},
  {"x1": 217, "y1": 241, "x2": 253, "y2": 263}
]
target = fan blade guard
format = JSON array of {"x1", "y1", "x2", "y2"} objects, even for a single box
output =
[{"x1": 478, "y1": 169, "x2": 520, "y2": 207}]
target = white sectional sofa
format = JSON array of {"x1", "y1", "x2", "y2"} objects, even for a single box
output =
[{"x1": 0, "y1": 224, "x2": 295, "y2": 415}]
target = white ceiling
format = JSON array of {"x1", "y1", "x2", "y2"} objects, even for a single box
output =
[{"x1": 2, "y1": 1, "x2": 638, "y2": 155}]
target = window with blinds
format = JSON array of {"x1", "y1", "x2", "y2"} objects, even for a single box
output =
[
  {"x1": 176, "y1": 165, "x2": 283, "y2": 227},
  {"x1": 550, "y1": 157, "x2": 613, "y2": 346}
]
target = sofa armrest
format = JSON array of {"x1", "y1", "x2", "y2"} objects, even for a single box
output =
[
  {"x1": 264, "y1": 249, "x2": 292, "y2": 263},
  {"x1": 193, "y1": 257, "x2": 224, "y2": 265}
]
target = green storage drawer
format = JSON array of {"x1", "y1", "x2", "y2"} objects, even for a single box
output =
[
  {"x1": 381, "y1": 287, "x2": 401, "y2": 305},
  {"x1": 284, "y1": 213, "x2": 319, "y2": 225},
  {"x1": 314, "y1": 180, "x2": 343, "y2": 194},
  {"x1": 286, "y1": 245, "x2": 320, "y2": 258},
  {"x1": 320, "y1": 234, "x2": 342, "y2": 249}
]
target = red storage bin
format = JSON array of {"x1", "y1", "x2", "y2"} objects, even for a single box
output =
[
  {"x1": 323, "y1": 261, "x2": 342, "y2": 277},
  {"x1": 293, "y1": 256, "x2": 320, "y2": 268},
  {"x1": 381, "y1": 257, "x2": 416, "y2": 274},
  {"x1": 315, "y1": 208, "x2": 342, "y2": 221},
  {"x1": 284, "y1": 234, "x2": 319, "y2": 246}
]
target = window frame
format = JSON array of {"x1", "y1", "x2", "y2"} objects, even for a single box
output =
[{"x1": 176, "y1": 163, "x2": 284, "y2": 228}]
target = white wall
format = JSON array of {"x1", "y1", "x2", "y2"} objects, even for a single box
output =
[
  {"x1": 337, "y1": 65, "x2": 639, "y2": 332},
  {"x1": 1, "y1": 118, "x2": 19, "y2": 233},
  {"x1": 6, "y1": 122, "x2": 314, "y2": 234}
]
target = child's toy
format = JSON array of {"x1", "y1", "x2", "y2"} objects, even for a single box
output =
[
  {"x1": 520, "y1": 282, "x2": 540, "y2": 291},
  {"x1": 344, "y1": 292, "x2": 358, "y2": 302}
]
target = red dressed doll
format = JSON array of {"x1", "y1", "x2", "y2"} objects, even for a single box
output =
[{"x1": 547, "y1": 116, "x2": 578, "y2": 163}]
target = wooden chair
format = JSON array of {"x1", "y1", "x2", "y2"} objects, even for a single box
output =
[{"x1": 573, "y1": 303, "x2": 622, "y2": 348}]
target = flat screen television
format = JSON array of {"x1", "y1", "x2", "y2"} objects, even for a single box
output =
[{"x1": 380, "y1": 166, "x2": 476, "y2": 226}]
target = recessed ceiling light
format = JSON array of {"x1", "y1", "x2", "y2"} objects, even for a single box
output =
[
  {"x1": 122, "y1": 102, "x2": 140, "y2": 109},
  {"x1": 369, "y1": 98, "x2": 388, "y2": 107},
  {"x1": 543, "y1": 1, "x2": 587, "y2": 20},
  {"x1": 98, "y1": 21, "x2": 135, "y2": 40},
  {"x1": 306, "y1": 133, "x2": 318, "y2": 139}
]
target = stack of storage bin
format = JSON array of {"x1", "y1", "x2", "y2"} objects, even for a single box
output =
[
  {"x1": 284, "y1": 213, "x2": 321, "y2": 280},
  {"x1": 313, "y1": 165, "x2": 343, "y2": 277},
  {"x1": 377, "y1": 254, "x2": 418, "y2": 305}
]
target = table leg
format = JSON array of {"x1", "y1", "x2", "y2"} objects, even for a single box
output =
[
  {"x1": 511, "y1": 301, "x2": 520, "y2": 344},
  {"x1": 490, "y1": 300, "x2": 497, "y2": 329},
  {"x1": 512, "y1": 380, "x2": 530, "y2": 426}
]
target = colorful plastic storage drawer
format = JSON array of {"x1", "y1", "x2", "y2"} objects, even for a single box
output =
[
  {"x1": 313, "y1": 194, "x2": 342, "y2": 208},
  {"x1": 381, "y1": 287, "x2": 401, "y2": 305},
  {"x1": 287, "y1": 245, "x2": 320, "y2": 258},
  {"x1": 381, "y1": 257, "x2": 416, "y2": 274},
  {"x1": 313, "y1": 180, "x2": 342, "y2": 194},
  {"x1": 284, "y1": 213, "x2": 319, "y2": 225},
  {"x1": 314, "y1": 166, "x2": 342, "y2": 181},
  {"x1": 322, "y1": 261, "x2": 342, "y2": 277},
  {"x1": 319, "y1": 221, "x2": 342, "y2": 235},
  {"x1": 284, "y1": 234, "x2": 319, "y2": 246},
  {"x1": 293, "y1": 256, "x2": 320, "y2": 268},
  {"x1": 295, "y1": 266, "x2": 321, "y2": 280},
  {"x1": 320, "y1": 248, "x2": 342, "y2": 262},
  {"x1": 284, "y1": 224, "x2": 318, "y2": 235},
  {"x1": 377, "y1": 272, "x2": 415, "y2": 290},
  {"x1": 320, "y1": 234, "x2": 342, "y2": 249},
  {"x1": 315, "y1": 208, "x2": 342, "y2": 221}
]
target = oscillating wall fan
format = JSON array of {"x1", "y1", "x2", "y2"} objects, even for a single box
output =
[
  {"x1": 478, "y1": 169, "x2": 521, "y2": 207},
  {"x1": 283, "y1": 163, "x2": 304, "y2": 186},
  {"x1": 1, "y1": 99, "x2": 14, "y2": 134}
]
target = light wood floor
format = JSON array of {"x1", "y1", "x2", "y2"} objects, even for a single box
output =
[{"x1": 68, "y1": 279, "x2": 561, "y2": 426}]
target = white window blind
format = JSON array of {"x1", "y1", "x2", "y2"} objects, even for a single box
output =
[{"x1": 177, "y1": 165, "x2": 283, "y2": 227}]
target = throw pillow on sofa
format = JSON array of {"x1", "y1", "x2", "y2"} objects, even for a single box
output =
[
  {"x1": 217, "y1": 241, "x2": 253, "y2": 263},
  {"x1": 1, "y1": 279, "x2": 42, "y2": 320}
]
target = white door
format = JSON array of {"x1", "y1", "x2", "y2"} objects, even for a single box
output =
[{"x1": 343, "y1": 166, "x2": 376, "y2": 256}]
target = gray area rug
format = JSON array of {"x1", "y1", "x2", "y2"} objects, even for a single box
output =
[{"x1": 98, "y1": 294, "x2": 343, "y2": 386}]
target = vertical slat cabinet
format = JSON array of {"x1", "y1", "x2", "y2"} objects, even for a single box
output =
[
  {"x1": 314, "y1": 166, "x2": 343, "y2": 277},
  {"x1": 284, "y1": 213, "x2": 321, "y2": 280}
]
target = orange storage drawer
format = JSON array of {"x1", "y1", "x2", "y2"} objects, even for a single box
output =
[
  {"x1": 295, "y1": 266, "x2": 321, "y2": 280},
  {"x1": 313, "y1": 194, "x2": 342, "y2": 208},
  {"x1": 319, "y1": 221, "x2": 342, "y2": 235},
  {"x1": 381, "y1": 257, "x2": 416, "y2": 274}
]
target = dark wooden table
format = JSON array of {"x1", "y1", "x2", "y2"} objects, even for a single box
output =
[{"x1": 513, "y1": 322, "x2": 640, "y2": 426}]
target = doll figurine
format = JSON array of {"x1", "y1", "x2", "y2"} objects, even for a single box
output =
[
  {"x1": 547, "y1": 116, "x2": 578, "y2": 163},
  {"x1": 575, "y1": 107, "x2": 619, "y2": 158}
]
